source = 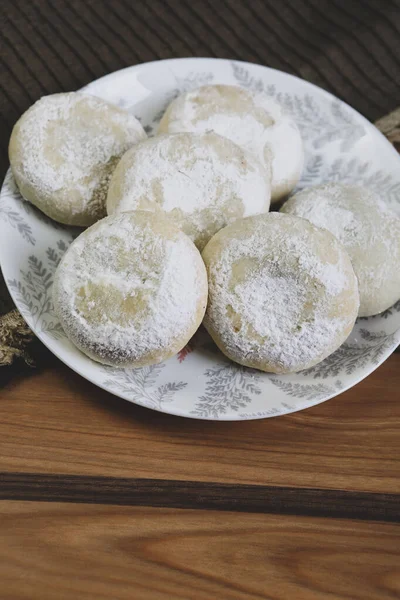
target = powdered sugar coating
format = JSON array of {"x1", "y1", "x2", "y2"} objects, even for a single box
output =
[
  {"x1": 53, "y1": 211, "x2": 208, "y2": 367},
  {"x1": 9, "y1": 92, "x2": 146, "y2": 226},
  {"x1": 107, "y1": 132, "x2": 271, "y2": 250},
  {"x1": 158, "y1": 84, "x2": 304, "y2": 203},
  {"x1": 202, "y1": 213, "x2": 359, "y2": 374},
  {"x1": 281, "y1": 183, "x2": 400, "y2": 316}
]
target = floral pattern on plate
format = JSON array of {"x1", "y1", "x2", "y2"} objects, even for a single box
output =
[{"x1": 1, "y1": 58, "x2": 399, "y2": 420}]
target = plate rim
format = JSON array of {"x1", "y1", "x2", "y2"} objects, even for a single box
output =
[
  {"x1": 84, "y1": 56, "x2": 400, "y2": 167},
  {"x1": 1, "y1": 56, "x2": 399, "y2": 420}
]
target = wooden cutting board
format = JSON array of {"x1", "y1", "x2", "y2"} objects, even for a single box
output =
[{"x1": 1, "y1": 351, "x2": 399, "y2": 599}]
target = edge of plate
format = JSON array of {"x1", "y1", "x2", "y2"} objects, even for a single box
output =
[{"x1": 1, "y1": 57, "x2": 400, "y2": 420}]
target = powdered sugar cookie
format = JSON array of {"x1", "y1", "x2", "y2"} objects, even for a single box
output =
[
  {"x1": 202, "y1": 213, "x2": 359, "y2": 374},
  {"x1": 158, "y1": 84, "x2": 303, "y2": 203},
  {"x1": 107, "y1": 132, "x2": 271, "y2": 250},
  {"x1": 53, "y1": 211, "x2": 208, "y2": 367},
  {"x1": 9, "y1": 92, "x2": 146, "y2": 226},
  {"x1": 281, "y1": 183, "x2": 400, "y2": 316}
]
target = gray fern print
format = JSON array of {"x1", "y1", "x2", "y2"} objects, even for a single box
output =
[
  {"x1": 0, "y1": 171, "x2": 77, "y2": 242},
  {"x1": 231, "y1": 62, "x2": 365, "y2": 152},
  {"x1": 382, "y1": 301, "x2": 400, "y2": 318},
  {"x1": 0, "y1": 172, "x2": 36, "y2": 245},
  {"x1": 7, "y1": 239, "x2": 71, "y2": 340},
  {"x1": 302, "y1": 329, "x2": 397, "y2": 379},
  {"x1": 298, "y1": 155, "x2": 400, "y2": 208},
  {"x1": 102, "y1": 362, "x2": 187, "y2": 409},
  {"x1": 268, "y1": 378, "x2": 340, "y2": 401},
  {"x1": 191, "y1": 363, "x2": 262, "y2": 419}
]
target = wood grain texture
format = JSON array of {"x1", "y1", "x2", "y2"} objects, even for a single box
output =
[
  {"x1": 1, "y1": 353, "x2": 400, "y2": 493},
  {"x1": 0, "y1": 501, "x2": 399, "y2": 600},
  {"x1": 1, "y1": 473, "x2": 399, "y2": 522},
  {"x1": 1, "y1": 3, "x2": 400, "y2": 598}
]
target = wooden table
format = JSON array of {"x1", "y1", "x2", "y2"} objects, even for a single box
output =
[
  {"x1": 2, "y1": 1, "x2": 400, "y2": 597},
  {"x1": 1, "y1": 347, "x2": 399, "y2": 599}
]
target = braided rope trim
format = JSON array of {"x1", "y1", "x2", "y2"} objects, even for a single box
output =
[
  {"x1": 0, "y1": 309, "x2": 35, "y2": 366},
  {"x1": 375, "y1": 108, "x2": 400, "y2": 144}
]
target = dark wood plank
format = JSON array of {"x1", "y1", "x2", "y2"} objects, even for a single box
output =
[
  {"x1": 0, "y1": 501, "x2": 399, "y2": 600},
  {"x1": 1, "y1": 353, "x2": 400, "y2": 493},
  {"x1": 0, "y1": 473, "x2": 399, "y2": 522},
  {"x1": 1, "y1": 0, "x2": 400, "y2": 180}
]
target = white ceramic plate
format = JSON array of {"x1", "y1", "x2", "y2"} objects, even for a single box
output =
[{"x1": 1, "y1": 58, "x2": 399, "y2": 420}]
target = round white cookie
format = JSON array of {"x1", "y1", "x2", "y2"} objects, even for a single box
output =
[
  {"x1": 9, "y1": 92, "x2": 146, "y2": 226},
  {"x1": 281, "y1": 183, "x2": 400, "y2": 316},
  {"x1": 53, "y1": 211, "x2": 208, "y2": 367},
  {"x1": 202, "y1": 213, "x2": 359, "y2": 374},
  {"x1": 158, "y1": 84, "x2": 304, "y2": 203},
  {"x1": 107, "y1": 132, "x2": 271, "y2": 250}
]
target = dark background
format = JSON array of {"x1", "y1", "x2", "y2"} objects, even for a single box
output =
[{"x1": 1, "y1": 0, "x2": 400, "y2": 181}]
